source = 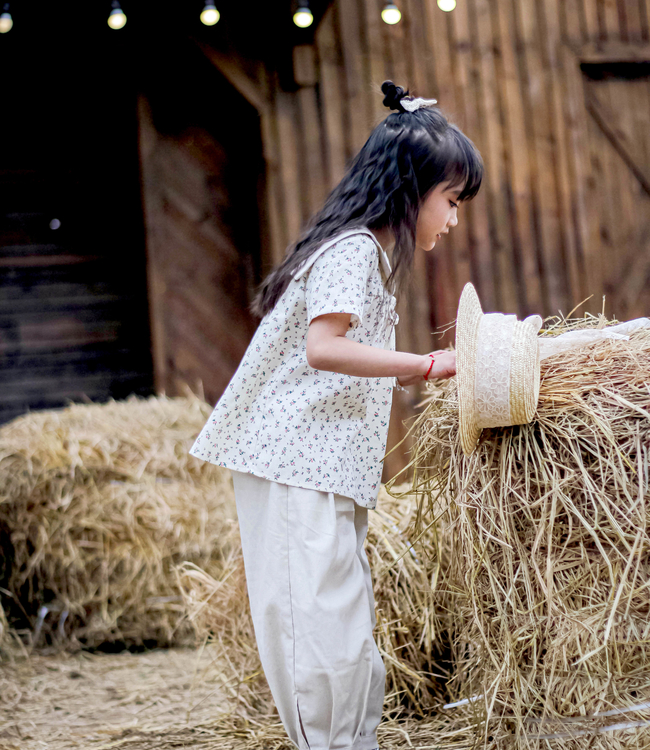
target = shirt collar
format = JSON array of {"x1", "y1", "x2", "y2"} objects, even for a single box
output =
[{"x1": 292, "y1": 227, "x2": 393, "y2": 284}]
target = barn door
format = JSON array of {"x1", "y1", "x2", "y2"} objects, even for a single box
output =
[
  {"x1": 580, "y1": 57, "x2": 650, "y2": 320},
  {"x1": 138, "y1": 41, "x2": 266, "y2": 406}
]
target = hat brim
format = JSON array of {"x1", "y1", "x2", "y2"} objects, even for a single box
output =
[{"x1": 456, "y1": 283, "x2": 483, "y2": 455}]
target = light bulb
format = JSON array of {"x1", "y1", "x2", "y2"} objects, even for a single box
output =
[
  {"x1": 0, "y1": 8, "x2": 12, "y2": 33},
  {"x1": 381, "y1": 3, "x2": 401, "y2": 24},
  {"x1": 293, "y1": 5, "x2": 313, "y2": 28},
  {"x1": 437, "y1": 0, "x2": 457, "y2": 11},
  {"x1": 107, "y1": 3, "x2": 126, "y2": 29},
  {"x1": 200, "y1": 3, "x2": 220, "y2": 25}
]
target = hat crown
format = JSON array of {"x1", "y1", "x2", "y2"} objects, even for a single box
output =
[
  {"x1": 456, "y1": 283, "x2": 542, "y2": 455},
  {"x1": 474, "y1": 312, "x2": 542, "y2": 429},
  {"x1": 474, "y1": 313, "x2": 517, "y2": 428}
]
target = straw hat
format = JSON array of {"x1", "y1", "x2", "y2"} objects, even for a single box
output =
[{"x1": 456, "y1": 282, "x2": 543, "y2": 455}]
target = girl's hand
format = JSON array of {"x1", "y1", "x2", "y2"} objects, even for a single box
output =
[
  {"x1": 396, "y1": 350, "x2": 456, "y2": 387},
  {"x1": 429, "y1": 349, "x2": 456, "y2": 380}
]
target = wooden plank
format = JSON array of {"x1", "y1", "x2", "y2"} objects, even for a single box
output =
[
  {"x1": 447, "y1": 0, "x2": 474, "y2": 299},
  {"x1": 275, "y1": 90, "x2": 304, "y2": 239},
  {"x1": 316, "y1": 7, "x2": 348, "y2": 187},
  {"x1": 473, "y1": 0, "x2": 519, "y2": 312},
  {"x1": 456, "y1": 0, "x2": 495, "y2": 309},
  {"x1": 539, "y1": 0, "x2": 579, "y2": 314},
  {"x1": 294, "y1": 47, "x2": 328, "y2": 216},
  {"x1": 264, "y1": 73, "x2": 291, "y2": 257},
  {"x1": 259, "y1": 106, "x2": 285, "y2": 266},
  {"x1": 513, "y1": 0, "x2": 561, "y2": 315},
  {"x1": 641, "y1": 0, "x2": 650, "y2": 40},
  {"x1": 0, "y1": 254, "x2": 102, "y2": 268},
  {"x1": 293, "y1": 45, "x2": 317, "y2": 86},
  {"x1": 579, "y1": 109, "x2": 607, "y2": 314},
  {"x1": 554, "y1": 47, "x2": 589, "y2": 307},
  {"x1": 620, "y1": 0, "x2": 644, "y2": 40},
  {"x1": 423, "y1": 0, "x2": 459, "y2": 118},
  {"x1": 384, "y1": 0, "x2": 410, "y2": 91},
  {"x1": 606, "y1": 78, "x2": 647, "y2": 319},
  {"x1": 491, "y1": 0, "x2": 543, "y2": 316},
  {"x1": 137, "y1": 95, "x2": 167, "y2": 395},
  {"x1": 402, "y1": 0, "x2": 429, "y2": 95},
  {"x1": 563, "y1": 0, "x2": 588, "y2": 45},
  {"x1": 0, "y1": 293, "x2": 120, "y2": 316},
  {"x1": 362, "y1": 0, "x2": 391, "y2": 125},
  {"x1": 0, "y1": 371, "x2": 147, "y2": 400},
  {"x1": 589, "y1": 81, "x2": 620, "y2": 315},
  {"x1": 631, "y1": 76, "x2": 650, "y2": 166},
  {"x1": 602, "y1": 0, "x2": 621, "y2": 40},
  {"x1": 579, "y1": 40, "x2": 650, "y2": 59},
  {"x1": 411, "y1": 0, "x2": 438, "y2": 95},
  {"x1": 583, "y1": 0, "x2": 602, "y2": 42},
  {"x1": 585, "y1": 85, "x2": 650, "y2": 195},
  {"x1": 337, "y1": 0, "x2": 372, "y2": 152}
]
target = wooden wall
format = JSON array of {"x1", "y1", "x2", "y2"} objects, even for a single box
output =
[
  {"x1": 0, "y1": 22, "x2": 155, "y2": 427},
  {"x1": 202, "y1": 0, "x2": 650, "y2": 481},
  {"x1": 138, "y1": 45, "x2": 267, "y2": 406}
]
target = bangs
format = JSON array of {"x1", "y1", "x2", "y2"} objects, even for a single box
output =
[{"x1": 439, "y1": 126, "x2": 483, "y2": 202}]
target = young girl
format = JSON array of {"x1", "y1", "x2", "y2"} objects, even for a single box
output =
[{"x1": 189, "y1": 80, "x2": 483, "y2": 750}]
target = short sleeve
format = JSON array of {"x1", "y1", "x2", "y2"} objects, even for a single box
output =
[{"x1": 305, "y1": 235, "x2": 375, "y2": 331}]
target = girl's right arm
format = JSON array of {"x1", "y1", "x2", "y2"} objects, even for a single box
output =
[{"x1": 306, "y1": 312, "x2": 456, "y2": 383}]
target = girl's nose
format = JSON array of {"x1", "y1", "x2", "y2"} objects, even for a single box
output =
[{"x1": 449, "y1": 211, "x2": 458, "y2": 228}]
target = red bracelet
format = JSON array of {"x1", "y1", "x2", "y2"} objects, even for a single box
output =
[{"x1": 423, "y1": 354, "x2": 435, "y2": 381}]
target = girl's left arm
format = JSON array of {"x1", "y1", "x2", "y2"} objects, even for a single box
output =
[{"x1": 306, "y1": 312, "x2": 456, "y2": 381}]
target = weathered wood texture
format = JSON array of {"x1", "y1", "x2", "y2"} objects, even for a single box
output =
[
  {"x1": 137, "y1": 83, "x2": 265, "y2": 407},
  {"x1": 0, "y1": 176, "x2": 153, "y2": 426},
  {"x1": 216, "y1": 0, "x2": 649, "y2": 482}
]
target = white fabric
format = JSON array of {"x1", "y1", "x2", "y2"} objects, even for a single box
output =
[
  {"x1": 189, "y1": 228, "x2": 400, "y2": 509},
  {"x1": 538, "y1": 318, "x2": 650, "y2": 360},
  {"x1": 231, "y1": 470, "x2": 385, "y2": 750}
]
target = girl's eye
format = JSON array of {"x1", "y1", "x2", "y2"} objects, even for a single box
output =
[{"x1": 450, "y1": 200, "x2": 459, "y2": 209}]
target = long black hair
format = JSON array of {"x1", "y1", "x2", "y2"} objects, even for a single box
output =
[{"x1": 250, "y1": 80, "x2": 483, "y2": 319}]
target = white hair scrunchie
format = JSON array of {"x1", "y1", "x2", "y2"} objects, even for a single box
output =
[{"x1": 400, "y1": 96, "x2": 438, "y2": 112}]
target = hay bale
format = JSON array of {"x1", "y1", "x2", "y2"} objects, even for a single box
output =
[
  {"x1": 0, "y1": 392, "x2": 235, "y2": 653},
  {"x1": 177, "y1": 482, "x2": 455, "y2": 720},
  {"x1": 408, "y1": 320, "x2": 650, "y2": 747}
]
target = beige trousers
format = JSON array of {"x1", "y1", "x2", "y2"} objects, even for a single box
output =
[{"x1": 231, "y1": 470, "x2": 385, "y2": 750}]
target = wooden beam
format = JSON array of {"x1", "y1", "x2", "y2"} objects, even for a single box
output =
[
  {"x1": 194, "y1": 40, "x2": 270, "y2": 113},
  {"x1": 579, "y1": 40, "x2": 650, "y2": 62},
  {"x1": 584, "y1": 85, "x2": 650, "y2": 196}
]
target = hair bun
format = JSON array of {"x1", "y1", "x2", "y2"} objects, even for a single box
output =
[{"x1": 381, "y1": 80, "x2": 409, "y2": 113}]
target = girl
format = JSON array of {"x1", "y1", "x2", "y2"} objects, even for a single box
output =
[{"x1": 189, "y1": 80, "x2": 483, "y2": 750}]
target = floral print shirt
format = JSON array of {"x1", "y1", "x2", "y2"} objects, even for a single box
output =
[{"x1": 188, "y1": 228, "x2": 402, "y2": 509}]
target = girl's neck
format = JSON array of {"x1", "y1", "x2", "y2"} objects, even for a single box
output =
[{"x1": 368, "y1": 227, "x2": 395, "y2": 255}]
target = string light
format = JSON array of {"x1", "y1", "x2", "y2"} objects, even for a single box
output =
[
  {"x1": 200, "y1": 2, "x2": 220, "y2": 25},
  {"x1": 0, "y1": 3, "x2": 13, "y2": 33},
  {"x1": 381, "y1": 2, "x2": 401, "y2": 24},
  {"x1": 107, "y1": 0, "x2": 127, "y2": 29},
  {"x1": 293, "y1": 3, "x2": 313, "y2": 28},
  {"x1": 437, "y1": 0, "x2": 457, "y2": 11}
]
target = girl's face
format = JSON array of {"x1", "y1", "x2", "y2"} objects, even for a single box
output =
[{"x1": 415, "y1": 181, "x2": 461, "y2": 252}]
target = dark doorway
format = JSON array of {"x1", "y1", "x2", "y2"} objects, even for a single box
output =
[{"x1": 0, "y1": 3, "x2": 154, "y2": 424}]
